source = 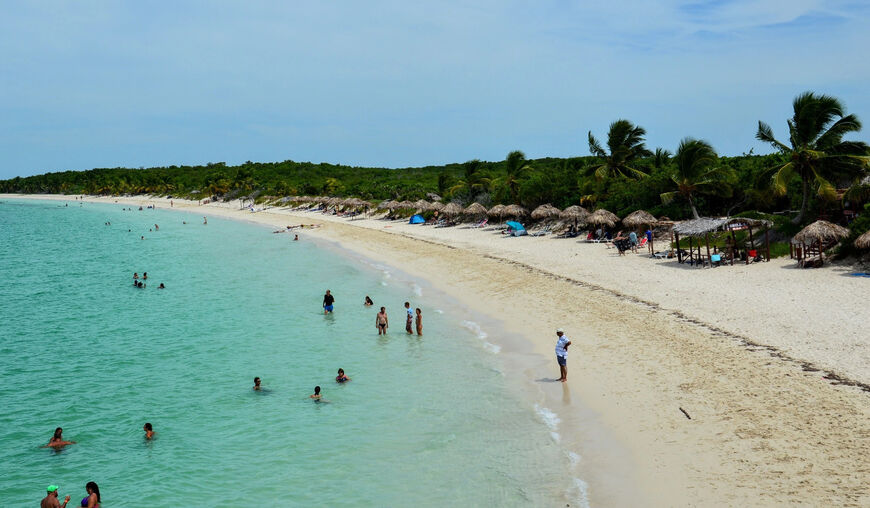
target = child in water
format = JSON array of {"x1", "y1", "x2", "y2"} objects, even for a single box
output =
[{"x1": 415, "y1": 308, "x2": 422, "y2": 336}]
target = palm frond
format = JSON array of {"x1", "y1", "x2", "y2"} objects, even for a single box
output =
[
  {"x1": 588, "y1": 132, "x2": 606, "y2": 158},
  {"x1": 756, "y1": 121, "x2": 791, "y2": 152}
]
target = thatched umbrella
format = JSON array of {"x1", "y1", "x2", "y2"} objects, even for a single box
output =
[
  {"x1": 413, "y1": 199, "x2": 431, "y2": 211},
  {"x1": 463, "y1": 202, "x2": 488, "y2": 219},
  {"x1": 623, "y1": 210, "x2": 658, "y2": 252},
  {"x1": 855, "y1": 229, "x2": 870, "y2": 249},
  {"x1": 429, "y1": 201, "x2": 445, "y2": 211},
  {"x1": 531, "y1": 204, "x2": 561, "y2": 220},
  {"x1": 793, "y1": 220, "x2": 850, "y2": 265},
  {"x1": 588, "y1": 209, "x2": 619, "y2": 228},
  {"x1": 397, "y1": 200, "x2": 414, "y2": 209},
  {"x1": 503, "y1": 204, "x2": 528, "y2": 219},
  {"x1": 441, "y1": 202, "x2": 463, "y2": 217},
  {"x1": 488, "y1": 204, "x2": 506, "y2": 218},
  {"x1": 378, "y1": 199, "x2": 394, "y2": 209},
  {"x1": 560, "y1": 205, "x2": 589, "y2": 230}
]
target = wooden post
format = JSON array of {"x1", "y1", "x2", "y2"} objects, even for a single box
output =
[
  {"x1": 765, "y1": 229, "x2": 770, "y2": 261},
  {"x1": 649, "y1": 222, "x2": 654, "y2": 255},
  {"x1": 675, "y1": 231, "x2": 682, "y2": 263},
  {"x1": 705, "y1": 232, "x2": 712, "y2": 268},
  {"x1": 730, "y1": 227, "x2": 737, "y2": 266}
]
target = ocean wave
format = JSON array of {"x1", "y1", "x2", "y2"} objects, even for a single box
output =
[
  {"x1": 411, "y1": 283, "x2": 422, "y2": 296},
  {"x1": 570, "y1": 477, "x2": 591, "y2": 508},
  {"x1": 535, "y1": 404, "x2": 561, "y2": 442}
]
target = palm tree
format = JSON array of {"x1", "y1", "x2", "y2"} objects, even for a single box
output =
[
  {"x1": 660, "y1": 138, "x2": 735, "y2": 219},
  {"x1": 588, "y1": 119, "x2": 653, "y2": 179},
  {"x1": 449, "y1": 159, "x2": 491, "y2": 197},
  {"x1": 653, "y1": 147, "x2": 672, "y2": 168},
  {"x1": 500, "y1": 150, "x2": 531, "y2": 204},
  {"x1": 756, "y1": 91, "x2": 870, "y2": 224}
]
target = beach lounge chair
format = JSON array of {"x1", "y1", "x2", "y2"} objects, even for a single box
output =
[
  {"x1": 529, "y1": 224, "x2": 552, "y2": 237},
  {"x1": 473, "y1": 218, "x2": 488, "y2": 228},
  {"x1": 635, "y1": 237, "x2": 647, "y2": 250}
]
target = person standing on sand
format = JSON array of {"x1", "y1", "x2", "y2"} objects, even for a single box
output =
[
  {"x1": 415, "y1": 308, "x2": 422, "y2": 336},
  {"x1": 376, "y1": 307, "x2": 389, "y2": 335},
  {"x1": 555, "y1": 328, "x2": 572, "y2": 382},
  {"x1": 41, "y1": 485, "x2": 70, "y2": 508},
  {"x1": 323, "y1": 290, "x2": 335, "y2": 314},
  {"x1": 404, "y1": 302, "x2": 413, "y2": 334}
]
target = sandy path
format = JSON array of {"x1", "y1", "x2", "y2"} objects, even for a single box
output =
[{"x1": 6, "y1": 194, "x2": 869, "y2": 507}]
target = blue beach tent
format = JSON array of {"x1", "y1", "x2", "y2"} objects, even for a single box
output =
[
  {"x1": 505, "y1": 220, "x2": 527, "y2": 236},
  {"x1": 409, "y1": 214, "x2": 426, "y2": 224}
]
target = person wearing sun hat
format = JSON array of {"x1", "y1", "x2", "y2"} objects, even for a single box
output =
[
  {"x1": 555, "y1": 328, "x2": 572, "y2": 383},
  {"x1": 40, "y1": 485, "x2": 70, "y2": 508}
]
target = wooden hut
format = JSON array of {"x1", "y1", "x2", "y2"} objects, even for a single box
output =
[
  {"x1": 673, "y1": 217, "x2": 772, "y2": 267},
  {"x1": 623, "y1": 210, "x2": 658, "y2": 253},
  {"x1": 791, "y1": 220, "x2": 849, "y2": 266}
]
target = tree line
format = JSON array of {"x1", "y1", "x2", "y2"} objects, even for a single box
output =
[{"x1": 3, "y1": 91, "x2": 869, "y2": 227}]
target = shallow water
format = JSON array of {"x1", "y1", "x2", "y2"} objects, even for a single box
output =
[{"x1": 0, "y1": 199, "x2": 584, "y2": 506}]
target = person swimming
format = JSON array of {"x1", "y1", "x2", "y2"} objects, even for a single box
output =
[
  {"x1": 142, "y1": 272, "x2": 147, "y2": 280},
  {"x1": 143, "y1": 422, "x2": 155, "y2": 440},
  {"x1": 310, "y1": 386, "x2": 322, "y2": 401},
  {"x1": 253, "y1": 377, "x2": 261, "y2": 391},
  {"x1": 158, "y1": 283, "x2": 165, "y2": 289},
  {"x1": 364, "y1": 296, "x2": 374, "y2": 306},
  {"x1": 335, "y1": 368, "x2": 350, "y2": 383},
  {"x1": 44, "y1": 427, "x2": 75, "y2": 448}
]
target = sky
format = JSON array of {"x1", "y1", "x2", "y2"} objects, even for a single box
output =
[{"x1": 2, "y1": 1, "x2": 870, "y2": 179}]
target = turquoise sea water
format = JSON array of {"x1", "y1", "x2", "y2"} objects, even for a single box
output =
[{"x1": 0, "y1": 199, "x2": 583, "y2": 506}]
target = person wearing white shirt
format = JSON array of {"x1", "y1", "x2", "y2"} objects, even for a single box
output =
[{"x1": 555, "y1": 328, "x2": 572, "y2": 382}]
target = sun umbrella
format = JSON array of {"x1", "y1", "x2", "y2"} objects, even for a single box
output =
[
  {"x1": 855, "y1": 229, "x2": 870, "y2": 249},
  {"x1": 503, "y1": 204, "x2": 528, "y2": 218},
  {"x1": 793, "y1": 220, "x2": 850, "y2": 265},
  {"x1": 531, "y1": 204, "x2": 561, "y2": 220},
  {"x1": 429, "y1": 202, "x2": 445, "y2": 211},
  {"x1": 441, "y1": 202, "x2": 463, "y2": 216},
  {"x1": 506, "y1": 220, "x2": 525, "y2": 231},
  {"x1": 413, "y1": 199, "x2": 431, "y2": 211},
  {"x1": 488, "y1": 204, "x2": 506, "y2": 218},
  {"x1": 463, "y1": 202, "x2": 488, "y2": 217},
  {"x1": 587, "y1": 209, "x2": 619, "y2": 228},
  {"x1": 622, "y1": 210, "x2": 657, "y2": 228}
]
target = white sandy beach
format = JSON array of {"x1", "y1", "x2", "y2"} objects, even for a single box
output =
[{"x1": 7, "y1": 194, "x2": 869, "y2": 507}]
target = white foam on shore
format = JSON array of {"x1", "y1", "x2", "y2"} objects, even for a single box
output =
[
  {"x1": 412, "y1": 282, "x2": 423, "y2": 296},
  {"x1": 461, "y1": 320, "x2": 500, "y2": 353},
  {"x1": 570, "y1": 477, "x2": 592, "y2": 508},
  {"x1": 434, "y1": 309, "x2": 443, "y2": 314},
  {"x1": 535, "y1": 404, "x2": 561, "y2": 442}
]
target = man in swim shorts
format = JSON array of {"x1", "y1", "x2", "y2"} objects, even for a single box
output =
[
  {"x1": 323, "y1": 290, "x2": 335, "y2": 314},
  {"x1": 555, "y1": 328, "x2": 572, "y2": 382},
  {"x1": 404, "y1": 302, "x2": 413, "y2": 334},
  {"x1": 376, "y1": 307, "x2": 389, "y2": 335}
]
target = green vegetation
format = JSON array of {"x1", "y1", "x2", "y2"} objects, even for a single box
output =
[{"x1": 2, "y1": 91, "x2": 869, "y2": 249}]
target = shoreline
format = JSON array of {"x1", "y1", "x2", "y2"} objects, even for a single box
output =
[{"x1": 5, "y1": 194, "x2": 869, "y2": 506}]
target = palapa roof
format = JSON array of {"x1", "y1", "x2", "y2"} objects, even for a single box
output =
[
  {"x1": 622, "y1": 210, "x2": 657, "y2": 227},
  {"x1": 560, "y1": 205, "x2": 589, "y2": 221},
  {"x1": 441, "y1": 202, "x2": 463, "y2": 216},
  {"x1": 378, "y1": 200, "x2": 395, "y2": 209},
  {"x1": 674, "y1": 217, "x2": 773, "y2": 237},
  {"x1": 793, "y1": 220, "x2": 850, "y2": 244},
  {"x1": 503, "y1": 204, "x2": 529, "y2": 217},
  {"x1": 397, "y1": 200, "x2": 414, "y2": 209},
  {"x1": 531, "y1": 204, "x2": 561, "y2": 220},
  {"x1": 429, "y1": 201, "x2": 445, "y2": 211},
  {"x1": 463, "y1": 202, "x2": 488, "y2": 216},
  {"x1": 587, "y1": 209, "x2": 620, "y2": 227},
  {"x1": 413, "y1": 199, "x2": 431, "y2": 210},
  {"x1": 488, "y1": 204, "x2": 506, "y2": 217},
  {"x1": 854, "y1": 229, "x2": 870, "y2": 249}
]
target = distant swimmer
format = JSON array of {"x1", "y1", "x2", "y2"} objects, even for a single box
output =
[
  {"x1": 323, "y1": 290, "x2": 334, "y2": 314},
  {"x1": 143, "y1": 272, "x2": 148, "y2": 280},
  {"x1": 253, "y1": 377, "x2": 261, "y2": 391},
  {"x1": 376, "y1": 307, "x2": 388, "y2": 335},
  {"x1": 133, "y1": 272, "x2": 139, "y2": 280},
  {"x1": 154, "y1": 224, "x2": 159, "y2": 231},
  {"x1": 404, "y1": 302, "x2": 413, "y2": 334},
  {"x1": 415, "y1": 308, "x2": 422, "y2": 336},
  {"x1": 203, "y1": 216, "x2": 207, "y2": 225},
  {"x1": 294, "y1": 234, "x2": 299, "y2": 241},
  {"x1": 310, "y1": 386, "x2": 322, "y2": 401},
  {"x1": 143, "y1": 423, "x2": 155, "y2": 440},
  {"x1": 364, "y1": 296, "x2": 374, "y2": 306},
  {"x1": 44, "y1": 427, "x2": 75, "y2": 448},
  {"x1": 139, "y1": 206, "x2": 143, "y2": 211},
  {"x1": 81, "y1": 481, "x2": 100, "y2": 508},
  {"x1": 182, "y1": 221, "x2": 186, "y2": 224},
  {"x1": 137, "y1": 281, "x2": 145, "y2": 288},
  {"x1": 335, "y1": 368, "x2": 350, "y2": 383},
  {"x1": 141, "y1": 236, "x2": 145, "y2": 240},
  {"x1": 158, "y1": 283, "x2": 165, "y2": 289},
  {"x1": 40, "y1": 485, "x2": 70, "y2": 508}
]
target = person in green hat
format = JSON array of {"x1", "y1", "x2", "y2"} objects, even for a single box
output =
[{"x1": 40, "y1": 485, "x2": 70, "y2": 508}]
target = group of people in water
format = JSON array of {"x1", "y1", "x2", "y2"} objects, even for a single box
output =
[
  {"x1": 40, "y1": 424, "x2": 156, "y2": 506},
  {"x1": 253, "y1": 367, "x2": 352, "y2": 404},
  {"x1": 132, "y1": 272, "x2": 165, "y2": 289},
  {"x1": 329, "y1": 290, "x2": 423, "y2": 336}
]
